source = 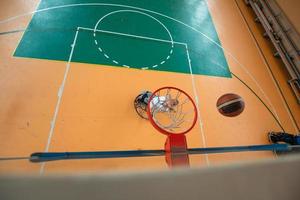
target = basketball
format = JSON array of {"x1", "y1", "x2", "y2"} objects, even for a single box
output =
[{"x1": 216, "y1": 93, "x2": 245, "y2": 117}]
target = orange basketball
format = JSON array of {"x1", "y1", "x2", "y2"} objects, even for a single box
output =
[{"x1": 216, "y1": 93, "x2": 245, "y2": 117}]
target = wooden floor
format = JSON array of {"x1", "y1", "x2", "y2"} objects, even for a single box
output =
[{"x1": 0, "y1": 0, "x2": 299, "y2": 174}]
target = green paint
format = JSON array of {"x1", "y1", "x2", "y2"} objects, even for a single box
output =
[
  {"x1": 74, "y1": 28, "x2": 190, "y2": 73},
  {"x1": 14, "y1": 0, "x2": 231, "y2": 77}
]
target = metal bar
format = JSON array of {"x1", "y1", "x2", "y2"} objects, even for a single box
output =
[
  {"x1": 248, "y1": 0, "x2": 300, "y2": 103},
  {"x1": 29, "y1": 144, "x2": 295, "y2": 163},
  {"x1": 262, "y1": 0, "x2": 300, "y2": 52}
]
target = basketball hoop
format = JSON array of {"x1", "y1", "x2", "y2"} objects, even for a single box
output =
[
  {"x1": 147, "y1": 87, "x2": 198, "y2": 136},
  {"x1": 146, "y1": 86, "x2": 198, "y2": 167},
  {"x1": 133, "y1": 87, "x2": 198, "y2": 167}
]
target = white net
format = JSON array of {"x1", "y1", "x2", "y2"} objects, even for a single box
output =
[{"x1": 148, "y1": 87, "x2": 197, "y2": 134}]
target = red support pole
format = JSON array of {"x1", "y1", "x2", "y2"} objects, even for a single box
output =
[{"x1": 164, "y1": 134, "x2": 189, "y2": 167}]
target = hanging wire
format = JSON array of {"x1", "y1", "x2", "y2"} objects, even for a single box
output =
[{"x1": 187, "y1": 48, "x2": 286, "y2": 132}]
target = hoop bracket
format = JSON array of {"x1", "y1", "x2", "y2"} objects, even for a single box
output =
[
  {"x1": 135, "y1": 86, "x2": 198, "y2": 167},
  {"x1": 165, "y1": 134, "x2": 189, "y2": 167}
]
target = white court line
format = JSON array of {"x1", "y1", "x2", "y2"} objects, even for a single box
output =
[
  {"x1": 39, "y1": 28, "x2": 80, "y2": 174},
  {"x1": 185, "y1": 44, "x2": 210, "y2": 165},
  {"x1": 92, "y1": 9, "x2": 174, "y2": 70},
  {"x1": 2, "y1": 3, "x2": 278, "y2": 131},
  {"x1": 202, "y1": 0, "x2": 283, "y2": 130},
  {"x1": 79, "y1": 27, "x2": 186, "y2": 45},
  {"x1": 2, "y1": 2, "x2": 282, "y2": 167},
  {"x1": 234, "y1": 1, "x2": 298, "y2": 132},
  {"x1": 10, "y1": 0, "x2": 42, "y2": 60},
  {"x1": 80, "y1": 27, "x2": 209, "y2": 164},
  {"x1": 41, "y1": 26, "x2": 209, "y2": 172},
  {"x1": 1, "y1": 3, "x2": 278, "y2": 119},
  {"x1": 79, "y1": 28, "x2": 208, "y2": 160},
  {"x1": 80, "y1": 26, "x2": 181, "y2": 70}
]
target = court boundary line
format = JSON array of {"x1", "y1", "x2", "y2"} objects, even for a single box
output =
[
  {"x1": 79, "y1": 27, "x2": 186, "y2": 45},
  {"x1": 85, "y1": 28, "x2": 208, "y2": 158},
  {"x1": 40, "y1": 27, "x2": 80, "y2": 174},
  {"x1": 185, "y1": 44, "x2": 209, "y2": 165},
  {"x1": 40, "y1": 26, "x2": 209, "y2": 173},
  {"x1": 3, "y1": 2, "x2": 285, "y2": 170},
  {"x1": 204, "y1": 0, "x2": 284, "y2": 129},
  {"x1": 233, "y1": 0, "x2": 299, "y2": 132},
  {"x1": 92, "y1": 9, "x2": 175, "y2": 70},
  {"x1": 10, "y1": 0, "x2": 42, "y2": 62},
  {"x1": 1, "y1": 2, "x2": 277, "y2": 120}
]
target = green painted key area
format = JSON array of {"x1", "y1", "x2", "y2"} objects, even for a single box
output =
[{"x1": 14, "y1": 0, "x2": 231, "y2": 77}]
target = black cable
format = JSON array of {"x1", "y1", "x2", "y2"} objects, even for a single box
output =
[
  {"x1": 1, "y1": 19, "x2": 290, "y2": 132},
  {"x1": 234, "y1": 0, "x2": 299, "y2": 132},
  {"x1": 0, "y1": 28, "x2": 78, "y2": 36},
  {"x1": 0, "y1": 156, "x2": 30, "y2": 161},
  {"x1": 187, "y1": 47, "x2": 285, "y2": 132},
  {"x1": 0, "y1": 29, "x2": 26, "y2": 35},
  {"x1": 231, "y1": 72, "x2": 285, "y2": 131}
]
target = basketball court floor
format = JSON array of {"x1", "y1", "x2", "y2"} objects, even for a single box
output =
[{"x1": 0, "y1": 0, "x2": 299, "y2": 174}]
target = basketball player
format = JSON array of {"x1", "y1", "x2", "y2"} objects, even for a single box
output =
[
  {"x1": 150, "y1": 94, "x2": 179, "y2": 113},
  {"x1": 135, "y1": 91, "x2": 152, "y2": 109},
  {"x1": 135, "y1": 91, "x2": 179, "y2": 113},
  {"x1": 268, "y1": 131, "x2": 300, "y2": 145}
]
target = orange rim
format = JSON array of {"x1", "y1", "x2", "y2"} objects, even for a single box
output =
[{"x1": 147, "y1": 86, "x2": 198, "y2": 136}]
